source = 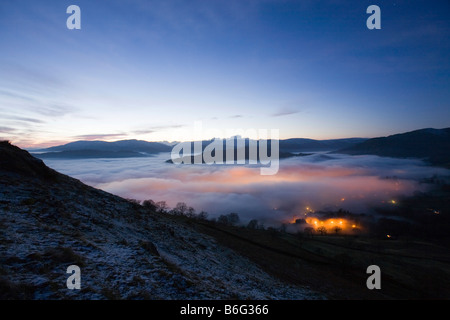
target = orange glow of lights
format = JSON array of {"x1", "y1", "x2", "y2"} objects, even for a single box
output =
[{"x1": 304, "y1": 217, "x2": 360, "y2": 233}]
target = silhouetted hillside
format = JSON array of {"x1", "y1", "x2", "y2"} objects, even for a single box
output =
[
  {"x1": 279, "y1": 138, "x2": 367, "y2": 152},
  {"x1": 0, "y1": 141, "x2": 58, "y2": 179},
  {"x1": 336, "y1": 128, "x2": 450, "y2": 167}
]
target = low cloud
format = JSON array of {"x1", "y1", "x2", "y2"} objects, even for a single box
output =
[
  {"x1": 132, "y1": 124, "x2": 186, "y2": 136},
  {"x1": 3, "y1": 115, "x2": 46, "y2": 124},
  {"x1": 32, "y1": 103, "x2": 78, "y2": 118},
  {"x1": 0, "y1": 126, "x2": 17, "y2": 133},
  {"x1": 43, "y1": 153, "x2": 450, "y2": 226},
  {"x1": 74, "y1": 133, "x2": 128, "y2": 140},
  {"x1": 270, "y1": 107, "x2": 300, "y2": 117}
]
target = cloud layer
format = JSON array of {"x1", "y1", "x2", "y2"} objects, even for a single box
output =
[{"x1": 43, "y1": 153, "x2": 450, "y2": 225}]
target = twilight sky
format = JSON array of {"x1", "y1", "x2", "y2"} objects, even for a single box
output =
[{"x1": 1, "y1": 0, "x2": 449, "y2": 148}]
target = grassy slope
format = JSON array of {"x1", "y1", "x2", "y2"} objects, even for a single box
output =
[{"x1": 173, "y1": 216, "x2": 450, "y2": 299}]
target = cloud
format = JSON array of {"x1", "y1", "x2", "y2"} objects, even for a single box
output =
[
  {"x1": 31, "y1": 103, "x2": 78, "y2": 118},
  {"x1": 2, "y1": 115, "x2": 45, "y2": 124},
  {"x1": 73, "y1": 133, "x2": 128, "y2": 141},
  {"x1": 0, "y1": 126, "x2": 17, "y2": 133},
  {"x1": 0, "y1": 89, "x2": 38, "y2": 103},
  {"x1": 270, "y1": 107, "x2": 300, "y2": 117},
  {"x1": 42, "y1": 153, "x2": 450, "y2": 227},
  {"x1": 132, "y1": 129, "x2": 155, "y2": 135},
  {"x1": 132, "y1": 124, "x2": 186, "y2": 136}
]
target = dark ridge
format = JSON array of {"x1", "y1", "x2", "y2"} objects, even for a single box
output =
[
  {"x1": 0, "y1": 141, "x2": 58, "y2": 179},
  {"x1": 335, "y1": 127, "x2": 450, "y2": 167}
]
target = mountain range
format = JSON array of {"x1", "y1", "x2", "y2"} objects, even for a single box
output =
[
  {"x1": 29, "y1": 127, "x2": 450, "y2": 167},
  {"x1": 32, "y1": 137, "x2": 369, "y2": 160},
  {"x1": 33, "y1": 140, "x2": 172, "y2": 159}
]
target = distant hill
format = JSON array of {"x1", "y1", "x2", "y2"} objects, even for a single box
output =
[
  {"x1": 33, "y1": 139, "x2": 172, "y2": 159},
  {"x1": 279, "y1": 138, "x2": 367, "y2": 152},
  {"x1": 335, "y1": 128, "x2": 450, "y2": 167}
]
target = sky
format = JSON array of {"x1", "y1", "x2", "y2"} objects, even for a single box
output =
[{"x1": 1, "y1": 0, "x2": 449, "y2": 148}]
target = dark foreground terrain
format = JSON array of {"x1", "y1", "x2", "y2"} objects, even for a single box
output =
[{"x1": 1, "y1": 140, "x2": 450, "y2": 299}]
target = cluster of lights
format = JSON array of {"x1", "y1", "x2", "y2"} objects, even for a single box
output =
[
  {"x1": 304, "y1": 217, "x2": 358, "y2": 231},
  {"x1": 289, "y1": 205, "x2": 361, "y2": 233}
]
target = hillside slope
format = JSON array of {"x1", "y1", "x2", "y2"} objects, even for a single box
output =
[
  {"x1": 0, "y1": 141, "x2": 322, "y2": 299},
  {"x1": 335, "y1": 128, "x2": 450, "y2": 167}
]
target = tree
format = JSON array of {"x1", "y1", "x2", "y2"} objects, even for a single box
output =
[
  {"x1": 317, "y1": 226, "x2": 327, "y2": 235},
  {"x1": 197, "y1": 211, "x2": 208, "y2": 220},
  {"x1": 155, "y1": 201, "x2": 168, "y2": 213},
  {"x1": 218, "y1": 213, "x2": 240, "y2": 226},
  {"x1": 247, "y1": 219, "x2": 259, "y2": 229},
  {"x1": 333, "y1": 226, "x2": 342, "y2": 235},
  {"x1": 186, "y1": 206, "x2": 196, "y2": 218},
  {"x1": 218, "y1": 214, "x2": 229, "y2": 225},
  {"x1": 173, "y1": 202, "x2": 188, "y2": 215},
  {"x1": 227, "y1": 212, "x2": 240, "y2": 226},
  {"x1": 142, "y1": 199, "x2": 157, "y2": 211}
]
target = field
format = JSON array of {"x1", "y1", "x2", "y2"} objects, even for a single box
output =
[{"x1": 172, "y1": 216, "x2": 450, "y2": 299}]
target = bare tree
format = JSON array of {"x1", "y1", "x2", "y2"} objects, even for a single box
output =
[
  {"x1": 227, "y1": 212, "x2": 240, "y2": 226},
  {"x1": 155, "y1": 201, "x2": 168, "y2": 213},
  {"x1": 218, "y1": 212, "x2": 240, "y2": 226},
  {"x1": 247, "y1": 219, "x2": 259, "y2": 229},
  {"x1": 186, "y1": 206, "x2": 196, "y2": 218},
  {"x1": 333, "y1": 226, "x2": 342, "y2": 235},
  {"x1": 142, "y1": 199, "x2": 157, "y2": 211},
  {"x1": 317, "y1": 226, "x2": 327, "y2": 235},
  {"x1": 173, "y1": 202, "x2": 188, "y2": 215},
  {"x1": 197, "y1": 211, "x2": 208, "y2": 220}
]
